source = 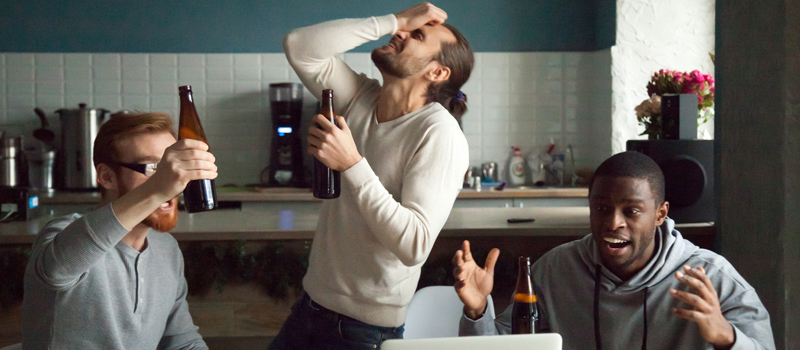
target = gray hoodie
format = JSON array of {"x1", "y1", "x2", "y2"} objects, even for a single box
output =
[{"x1": 460, "y1": 218, "x2": 775, "y2": 350}]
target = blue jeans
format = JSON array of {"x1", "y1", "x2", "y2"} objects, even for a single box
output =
[{"x1": 268, "y1": 292, "x2": 404, "y2": 350}]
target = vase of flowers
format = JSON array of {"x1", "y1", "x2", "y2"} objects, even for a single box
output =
[{"x1": 636, "y1": 69, "x2": 715, "y2": 140}]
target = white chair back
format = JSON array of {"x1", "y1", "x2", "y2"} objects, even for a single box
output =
[{"x1": 403, "y1": 286, "x2": 495, "y2": 339}]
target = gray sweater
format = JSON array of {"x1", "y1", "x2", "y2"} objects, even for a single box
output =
[
  {"x1": 22, "y1": 204, "x2": 207, "y2": 350},
  {"x1": 460, "y1": 218, "x2": 775, "y2": 350}
]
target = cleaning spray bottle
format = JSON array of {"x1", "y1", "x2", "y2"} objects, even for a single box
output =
[{"x1": 509, "y1": 146, "x2": 525, "y2": 186}]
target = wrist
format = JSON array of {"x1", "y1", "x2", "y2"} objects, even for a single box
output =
[
  {"x1": 712, "y1": 323, "x2": 736, "y2": 350},
  {"x1": 464, "y1": 301, "x2": 487, "y2": 321}
]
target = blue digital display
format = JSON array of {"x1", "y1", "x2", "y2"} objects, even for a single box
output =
[
  {"x1": 29, "y1": 196, "x2": 39, "y2": 209},
  {"x1": 277, "y1": 127, "x2": 292, "y2": 136}
]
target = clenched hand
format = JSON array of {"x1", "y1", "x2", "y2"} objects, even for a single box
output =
[{"x1": 395, "y1": 2, "x2": 448, "y2": 32}]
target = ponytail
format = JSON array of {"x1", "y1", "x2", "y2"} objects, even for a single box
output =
[{"x1": 426, "y1": 23, "x2": 474, "y2": 120}]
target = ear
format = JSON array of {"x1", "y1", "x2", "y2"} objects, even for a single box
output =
[
  {"x1": 655, "y1": 201, "x2": 669, "y2": 226},
  {"x1": 425, "y1": 62, "x2": 451, "y2": 83},
  {"x1": 96, "y1": 163, "x2": 119, "y2": 194}
]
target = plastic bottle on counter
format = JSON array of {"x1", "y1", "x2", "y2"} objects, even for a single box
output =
[
  {"x1": 549, "y1": 140, "x2": 565, "y2": 187},
  {"x1": 509, "y1": 146, "x2": 525, "y2": 186}
]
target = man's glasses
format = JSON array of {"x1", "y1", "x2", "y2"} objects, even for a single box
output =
[{"x1": 115, "y1": 162, "x2": 158, "y2": 177}]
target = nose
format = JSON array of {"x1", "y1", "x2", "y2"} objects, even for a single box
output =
[
  {"x1": 395, "y1": 31, "x2": 409, "y2": 40},
  {"x1": 608, "y1": 209, "x2": 626, "y2": 232}
]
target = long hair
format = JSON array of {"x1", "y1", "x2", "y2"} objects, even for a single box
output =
[{"x1": 425, "y1": 23, "x2": 474, "y2": 119}]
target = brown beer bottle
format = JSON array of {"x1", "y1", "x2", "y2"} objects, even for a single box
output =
[
  {"x1": 511, "y1": 256, "x2": 539, "y2": 334},
  {"x1": 312, "y1": 89, "x2": 340, "y2": 199},
  {"x1": 178, "y1": 85, "x2": 218, "y2": 213}
]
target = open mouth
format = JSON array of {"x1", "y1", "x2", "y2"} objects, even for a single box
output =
[
  {"x1": 159, "y1": 199, "x2": 175, "y2": 211},
  {"x1": 603, "y1": 237, "x2": 631, "y2": 249}
]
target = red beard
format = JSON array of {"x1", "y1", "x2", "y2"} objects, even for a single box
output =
[
  {"x1": 142, "y1": 200, "x2": 178, "y2": 232},
  {"x1": 116, "y1": 174, "x2": 179, "y2": 232}
]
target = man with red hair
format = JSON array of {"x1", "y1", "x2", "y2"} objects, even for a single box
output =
[{"x1": 22, "y1": 112, "x2": 215, "y2": 350}]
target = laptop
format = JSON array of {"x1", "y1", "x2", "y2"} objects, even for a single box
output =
[{"x1": 381, "y1": 334, "x2": 562, "y2": 350}]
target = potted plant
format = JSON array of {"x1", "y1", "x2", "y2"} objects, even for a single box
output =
[{"x1": 636, "y1": 69, "x2": 715, "y2": 139}]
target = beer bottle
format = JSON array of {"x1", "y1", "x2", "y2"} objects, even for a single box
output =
[
  {"x1": 178, "y1": 85, "x2": 218, "y2": 213},
  {"x1": 312, "y1": 89, "x2": 340, "y2": 199},
  {"x1": 511, "y1": 256, "x2": 539, "y2": 334}
]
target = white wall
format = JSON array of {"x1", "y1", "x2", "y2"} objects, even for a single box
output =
[
  {"x1": 0, "y1": 51, "x2": 612, "y2": 186},
  {"x1": 611, "y1": 0, "x2": 716, "y2": 153}
]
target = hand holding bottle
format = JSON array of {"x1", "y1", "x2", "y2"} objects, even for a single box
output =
[
  {"x1": 307, "y1": 114, "x2": 362, "y2": 172},
  {"x1": 452, "y1": 240, "x2": 500, "y2": 320},
  {"x1": 146, "y1": 139, "x2": 218, "y2": 203}
]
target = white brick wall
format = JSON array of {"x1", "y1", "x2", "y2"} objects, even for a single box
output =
[{"x1": 0, "y1": 52, "x2": 612, "y2": 186}]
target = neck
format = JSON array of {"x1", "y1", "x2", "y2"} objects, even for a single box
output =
[
  {"x1": 121, "y1": 224, "x2": 149, "y2": 252},
  {"x1": 377, "y1": 75, "x2": 429, "y2": 123}
]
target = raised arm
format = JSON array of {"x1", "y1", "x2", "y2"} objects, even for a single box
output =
[
  {"x1": 30, "y1": 140, "x2": 217, "y2": 290},
  {"x1": 283, "y1": 14, "x2": 397, "y2": 114}
]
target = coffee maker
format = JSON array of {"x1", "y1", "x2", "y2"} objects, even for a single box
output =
[{"x1": 263, "y1": 83, "x2": 305, "y2": 187}]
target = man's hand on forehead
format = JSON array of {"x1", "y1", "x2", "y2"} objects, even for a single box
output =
[{"x1": 395, "y1": 2, "x2": 447, "y2": 32}]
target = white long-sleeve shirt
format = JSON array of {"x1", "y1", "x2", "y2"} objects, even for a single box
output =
[{"x1": 284, "y1": 14, "x2": 469, "y2": 327}]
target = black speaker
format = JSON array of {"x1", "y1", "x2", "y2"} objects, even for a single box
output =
[
  {"x1": 661, "y1": 94, "x2": 697, "y2": 140},
  {"x1": 626, "y1": 140, "x2": 714, "y2": 223}
]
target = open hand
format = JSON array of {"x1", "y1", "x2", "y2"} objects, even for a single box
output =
[
  {"x1": 307, "y1": 114, "x2": 362, "y2": 172},
  {"x1": 452, "y1": 240, "x2": 500, "y2": 320},
  {"x1": 395, "y1": 2, "x2": 447, "y2": 32},
  {"x1": 670, "y1": 265, "x2": 735, "y2": 349},
  {"x1": 148, "y1": 139, "x2": 218, "y2": 201}
]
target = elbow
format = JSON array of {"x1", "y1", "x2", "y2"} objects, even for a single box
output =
[
  {"x1": 399, "y1": 253, "x2": 428, "y2": 267},
  {"x1": 282, "y1": 30, "x2": 300, "y2": 60},
  {"x1": 397, "y1": 229, "x2": 435, "y2": 267}
]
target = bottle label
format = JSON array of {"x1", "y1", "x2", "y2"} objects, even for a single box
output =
[
  {"x1": 514, "y1": 293, "x2": 538, "y2": 303},
  {"x1": 512, "y1": 163, "x2": 525, "y2": 177}
]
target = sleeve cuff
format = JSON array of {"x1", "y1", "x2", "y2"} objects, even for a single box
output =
[
  {"x1": 341, "y1": 157, "x2": 377, "y2": 190},
  {"x1": 83, "y1": 203, "x2": 130, "y2": 248},
  {"x1": 375, "y1": 14, "x2": 398, "y2": 36},
  {"x1": 726, "y1": 324, "x2": 748, "y2": 350},
  {"x1": 459, "y1": 311, "x2": 497, "y2": 336}
]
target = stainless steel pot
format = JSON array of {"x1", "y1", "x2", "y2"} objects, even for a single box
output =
[
  {"x1": 56, "y1": 103, "x2": 109, "y2": 190},
  {"x1": 0, "y1": 136, "x2": 22, "y2": 187}
]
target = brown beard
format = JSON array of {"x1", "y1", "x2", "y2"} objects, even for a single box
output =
[
  {"x1": 371, "y1": 48, "x2": 431, "y2": 78},
  {"x1": 116, "y1": 173, "x2": 179, "y2": 232}
]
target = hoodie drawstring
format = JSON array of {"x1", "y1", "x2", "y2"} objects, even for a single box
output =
[
  {"x1": 642, "y1": 287, "x2": 648, "y2": 350},
  {"x1": 593, "y1": 264, "x2": 649, "y2": 350},
  {"x1": 594, "y1": 265, "x2": 603, "y2": 350}
]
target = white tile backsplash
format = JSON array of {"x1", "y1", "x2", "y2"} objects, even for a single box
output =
[{"x1": 0, "y1": 51, "x2": 611, "y2": 185}]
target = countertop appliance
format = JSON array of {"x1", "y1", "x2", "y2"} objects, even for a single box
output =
[
  {"x1": 0, "y1": 187, "x2": 41, "y2": 222},
  {"x1": 56, "y1": 103, "x2": 109, "y2": 190},
  {"x1": 263, "y1": 83, "x2": 305, "y2": 187}
]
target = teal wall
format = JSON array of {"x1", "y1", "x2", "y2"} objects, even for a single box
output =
[{"x1": 0, "y1": 0, "x2": 615, "y2": 53}]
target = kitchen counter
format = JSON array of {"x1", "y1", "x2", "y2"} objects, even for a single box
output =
[
  {"x1": 36, "y1": 186, "x2": 589, "y2": 205},
  {"x1": 0, "y1": 206, "x2": 714, "y2": 244}
]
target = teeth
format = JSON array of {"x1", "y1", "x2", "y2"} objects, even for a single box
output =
[
  {"x1": 161, "y1": 202, "x2": 170, "y2": 208},
  {"x1": 604, "y1": 237, "x2": 628, "y2": 244}
]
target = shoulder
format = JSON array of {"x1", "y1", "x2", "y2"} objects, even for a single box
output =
[
  {"x1": 532, "y1": 238, "x2": 587, "y2": 274},
  {"x1": 685, "y1": 249, "x2": 754, "y2": 290},
  {"x1": 414, "y1": 104, "x2": 466, "y2": 143},
  {"x1": 344, "y1": 75, "x2": 381, "y2": 116}
]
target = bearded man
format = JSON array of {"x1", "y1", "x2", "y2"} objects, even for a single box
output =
[
  {"x1": 269, "y1": 2, "x2": 472, "y2": 349},
  {"x1": 22, "y1": 112, "x2": 215, "y2": 350}
]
